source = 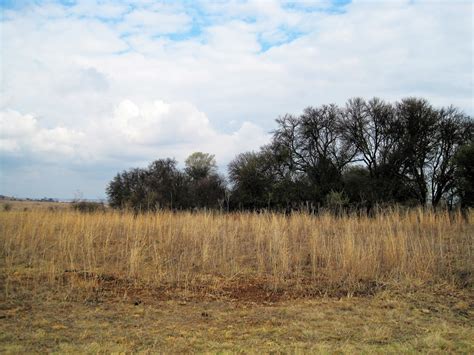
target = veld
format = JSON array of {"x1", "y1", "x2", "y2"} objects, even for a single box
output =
[
  {"x1": 1, "y1": 205, "x2": 473, "y2": 352},
  {"x1": 1, "y1": 207, "x2": 472, "y2": 300}
]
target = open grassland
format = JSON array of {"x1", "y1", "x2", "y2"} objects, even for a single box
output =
[
  {"x1": 1, "y1": 208, "x2": 472, "y2": 295},
  {"x1": 1, "y1": 207, "x2": 473, "y2": 352},
  {"x1": 0, "y1": 199, "x2": 69, "y2": 212}
]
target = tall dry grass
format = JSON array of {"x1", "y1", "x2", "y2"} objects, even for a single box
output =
[{"x1": 1, "y1": 208, "x2": 472, "y2": 296}]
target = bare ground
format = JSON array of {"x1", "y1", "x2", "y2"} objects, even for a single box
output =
[{"x1": 1, "y1": 273, "x2": 473, "y2": 353}]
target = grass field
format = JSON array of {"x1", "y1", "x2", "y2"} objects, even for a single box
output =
[{"x1": 1, "y1": 202, "x2": 473, "y2": 352}]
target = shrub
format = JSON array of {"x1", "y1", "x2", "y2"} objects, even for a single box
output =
[
  {"x1": 71, "y1": 201, "x2": 106, "y2": 213},
  {"x1": 326, "y1": 191, "x2": 349, "y2": 215}
]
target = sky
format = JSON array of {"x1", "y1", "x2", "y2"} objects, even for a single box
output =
[{"x1": 0, "y1": 0, "x2": 473, "y2": 200}]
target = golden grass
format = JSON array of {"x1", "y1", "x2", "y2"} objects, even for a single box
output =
[
  {"x1": 1, "y1": 208, "x2": 472, "y2": 297},
  {"x1": 1, "y1": 200, "x2": 69, "y2": 212},
  {"x1": 1, "y1": 206, "x2": 473, "y2": 352}
]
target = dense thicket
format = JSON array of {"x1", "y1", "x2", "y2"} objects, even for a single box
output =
[
  {"x1": 107, "y1": 153, "x2": 225, "y2": 211},
  {"x1": 107, "y1": 97, "x2": 473, "y2": 212}
]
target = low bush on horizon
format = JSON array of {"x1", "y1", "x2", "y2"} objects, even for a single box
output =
[{"x1": 71, "y1": 200, "x2": 106, "y2": 213}]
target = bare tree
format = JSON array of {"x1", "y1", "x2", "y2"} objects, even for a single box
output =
[
  {"x1": 428, "y1": 107, "x2": 473, "y2": 207},
  {"x1": 343, "y1": 97, "x2": 399, "y2": 177},
  {"x1": 272, "y1": 105, "x2": 356, "y2": 204}
]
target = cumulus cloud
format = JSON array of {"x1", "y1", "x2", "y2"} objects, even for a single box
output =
[
  {"x1": 0, "y1": 99, "x2": 270, "y2": 169},
  {"x1": 0, "y1": 110, "x2": 85, "y2": 158}
]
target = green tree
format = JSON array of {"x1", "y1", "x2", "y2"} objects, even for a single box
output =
[
  {"x1": 228, "y1": 151, "x2": 274, "y2": 209},
  {"x1": 185, "y1": 152, "x2": 217, "y2": 180},
  {"x1": 184, "y1": 152, "x2": 225, "y2": 208},
  {"x1": 454, "y1": 141, "x2": 474, "y2": 209}
]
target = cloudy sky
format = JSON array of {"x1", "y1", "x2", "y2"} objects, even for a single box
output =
[{"x1": 0, "y1": 0, "x2": 472, "y2": 199}]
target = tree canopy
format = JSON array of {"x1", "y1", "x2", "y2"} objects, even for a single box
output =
[{"x1": 107, "y1": 97, "x2": 473, "y2": 212}]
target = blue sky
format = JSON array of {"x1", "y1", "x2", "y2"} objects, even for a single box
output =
[{"x1": 0, "y1": 0, "x2": 473, "y2": 199}]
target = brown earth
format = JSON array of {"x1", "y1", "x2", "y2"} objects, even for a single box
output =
[{"x1": 1, "y1": 271, "x2": 473, "y2": 353}]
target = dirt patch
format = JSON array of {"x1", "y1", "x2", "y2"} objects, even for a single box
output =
[
  {"x1": 1, "y1": 284, "x2": 473, "y2": 353},
  {"x1": 59, "y1": 270, "x2": 389, "y2": 305}
]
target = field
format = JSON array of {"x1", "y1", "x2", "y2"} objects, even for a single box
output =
[{"x1": 1, "y1": 202, "x2": 473, "y2": 352}]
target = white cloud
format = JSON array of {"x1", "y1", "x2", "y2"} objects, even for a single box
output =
[
  {"x1": 68, "y1": 0, "x2": 130, "y2": 19},
  {"x1": 99, "y1": 99, "x2": 270, "y2": 164},
  {"x1": 0, "y1": 109, "x2": 84, "y2": 158},
  {"x1": 121, "y1": 8, "x2": 191, "y2": 35},
  {"x1": 0, "y1": 0, "x2": 472, "y2": 198},
  {"x1": 0, "y1": 99, "x2": 270, "y2": 168},
  {"x1": 55, "y1": 67, "x2": 110, "y2": 94},
  {"x1": 0, "y1": 110, "x2": 37, "y2": 137}
]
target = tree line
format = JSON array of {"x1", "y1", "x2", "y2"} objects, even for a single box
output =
[{"x1": 107, "y1": 97, "x2": 473, "y2": 213}]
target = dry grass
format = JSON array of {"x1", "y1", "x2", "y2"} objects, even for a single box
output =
[
  {"x1": 1, "y1": 207, "x2": 472, "y2": 297},
  {"x1": 0, "y1": 199, "x2": 69, "y2": 212},
  {"x1": 1, "y1": 206, "x2": 473, "y2": 352},
  {"x1": 1, "y1": 284, "x2": 472, "y2": 353}
]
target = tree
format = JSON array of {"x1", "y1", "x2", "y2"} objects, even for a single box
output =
[
  {"x1": 184, "y1": 152, "x2": 225, "y2": 208},
  {"x1": 342, "y1": 98, "x2": 399, "y2": 177},
  {"x1": 106, "y1": 167, "x2": 148, "y2": 211},
  {"x1": 272, "y1": 105, "x2": 356, "y2": 205},
  {"x1": 106, "y1": 173, "x2": 125, "y2": 209},
  {"x1": 228, "y1": 151, "x2": 274, "y2": 209},
  {"x1": 185, "y1": 152, "x2": 217, "y2": 180},
  {"x1": 342, "y1": 166, "x2": 372, "y2": 207},
  {"x1": 259, "y1": 143, "x2": 308, "y2": 209},
  {"x1": 145, "y1": 158, "x2": 185, "y2": 209},
  {"x1": 106, "y1": 98, "x2": 472, "y2": 213},
  {"x1": 342, "y1": 98, "x2": 411, "y2": 205},
  {"x1": 454, "y1": 141, "x2": 474, "y2": 209},
  {"x1": 396, "y1": 98, "x2": 439, "y2": 205},
  {"x1": 428, "y1": 108, "x2": 473, "y2": 207},
  {"x1": 106, "y1": 159, "x2": 187, "y2": 211},
  {"x1": 189, "y1": 174, "x2": 226, "y2": 209}
]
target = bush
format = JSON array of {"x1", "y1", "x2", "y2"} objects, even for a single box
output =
[
  {"x1": 326, "y1": 191, "x2": 349, "y2": 215},
  {"x1": 3, "y1": 203, "x2": 12, "y2": 211},
  {"x1": 71, "y1": 201, "x2": 106, "y2": 213}
]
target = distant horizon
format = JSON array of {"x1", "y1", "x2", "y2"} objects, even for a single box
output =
[
  {"x1": 1, "y1": 194, "x2": 106, "y2": 202},
  {"x1": 1, "y1": 0, "x2": 472, "y2": 198}
]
